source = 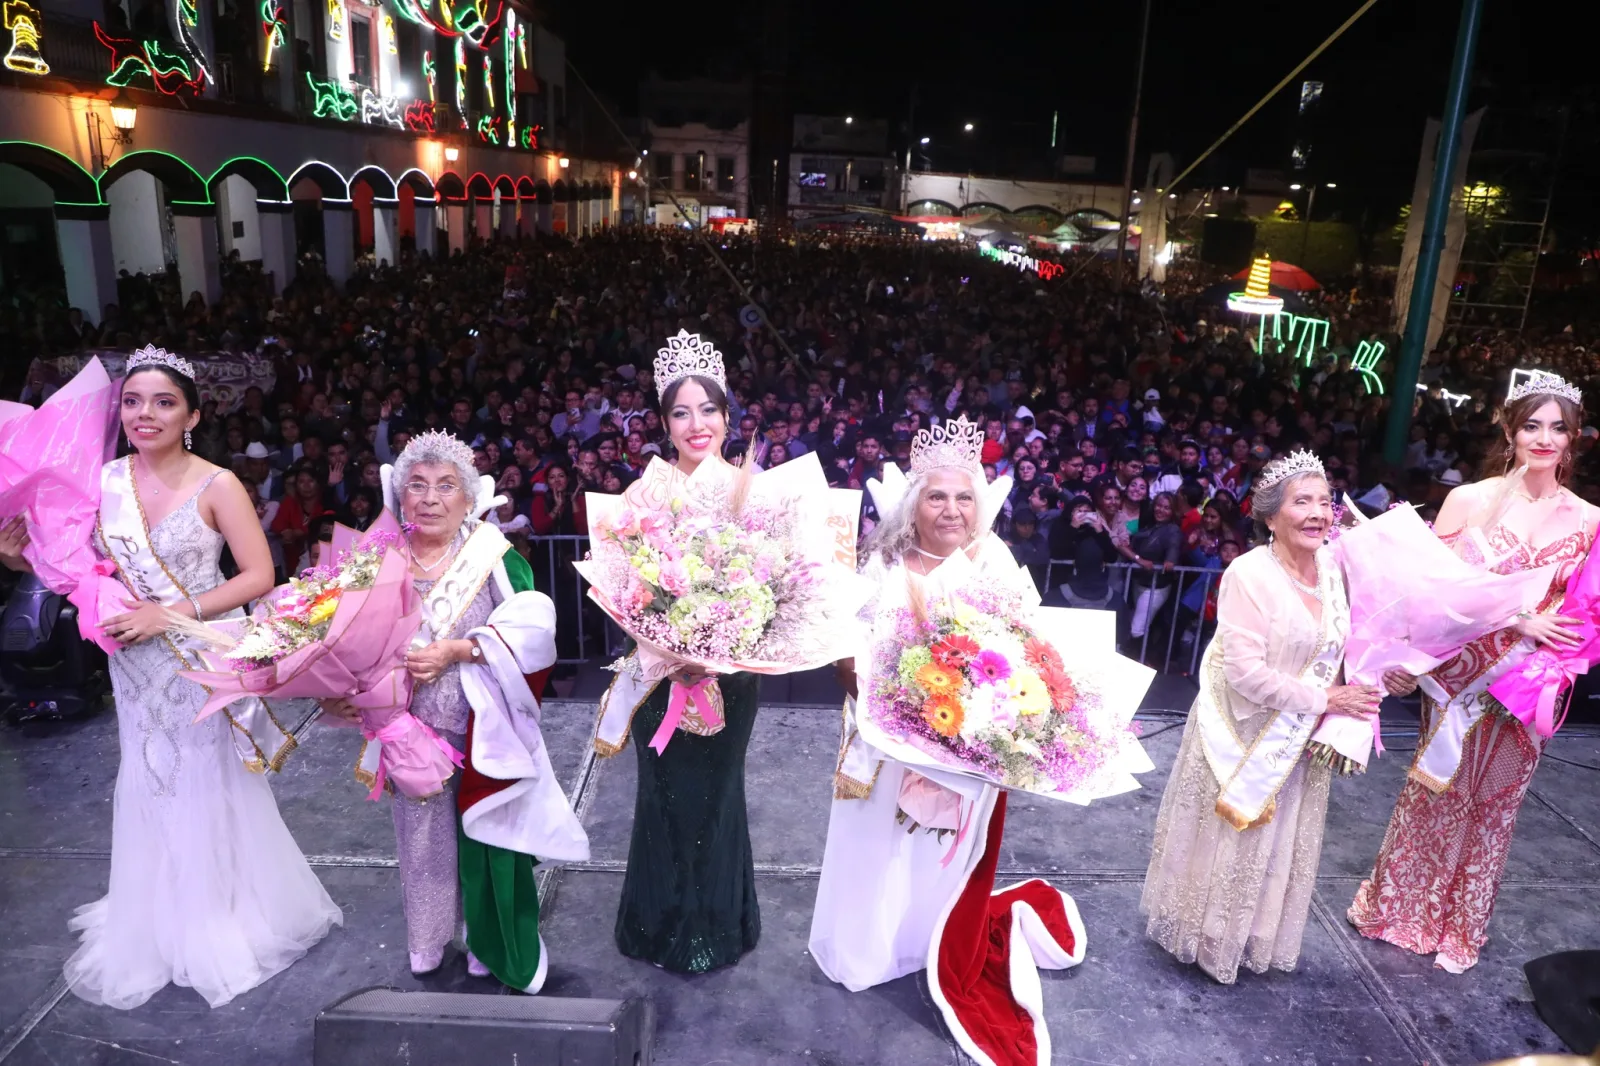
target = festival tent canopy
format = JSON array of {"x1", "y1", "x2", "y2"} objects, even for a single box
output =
[{"x1": 1230, "y1": 260, "x2": 1321, "y2": 291}]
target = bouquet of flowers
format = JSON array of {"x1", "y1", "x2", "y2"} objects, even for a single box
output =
[
  {"x1": 578, "y1": 452, "x2": 872, "y2": 753},
  {"x1": 1489, "y1": 540, "x2": 1600, "y2": 739},
  {"x1": 176, "y1": 511, "x2": 460, "y2": 799},
  {"x1": 1321, "y1": 503, "x2": 1556, "y2": 771},
  {"x1": 861, "y1": 571, "x2": 1150, "y2": 803},
  {"x1": 0, "y1": 357, "x2": 125, "y2": 652}
]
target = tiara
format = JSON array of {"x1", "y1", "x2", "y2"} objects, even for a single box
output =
[
  {"x1": 654, "y1": 330, "x2": 726, "y2": 400},
  {"x1": 1506, "y1": 368, "x2": 1582, "y2": 407},
  {"x1": 1255, "y1": 448, "x2": 1326, "y2": 492},
  {"x1": 125, "y1": 343, "x2": 195, "y2": 380},
  {"x1": 910, "y1": 416, "x2": 984, "y2": 476}
]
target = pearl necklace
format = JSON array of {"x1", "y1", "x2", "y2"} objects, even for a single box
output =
[
  {"x1": 1270, "y1": 545, "x2": 1323, "y2": 602},
  {"x1": 1513, "y1": 486, "x2": 1562, "y2": 503},
  {"x1": 411, "y1": 535, "x2": 459, "y2": 574}
]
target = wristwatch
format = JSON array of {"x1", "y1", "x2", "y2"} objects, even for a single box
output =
[{"x1": 468, "y1": 640, "x2": 483, "y2": 661}]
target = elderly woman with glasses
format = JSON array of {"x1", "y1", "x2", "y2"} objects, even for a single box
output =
[{"x1": 321, "y1": 430, "x2": 588, "y2": 990}]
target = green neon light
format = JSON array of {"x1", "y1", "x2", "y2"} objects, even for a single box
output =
[
  {"x1": 179, "y1": 0, "x2": 198, "y2": 27},
  {"x1": 106, "y1": 39, "x2": 195, "y2": 89},
  {"x1": 208, "y1": 155, "x2": 289, "y2": 199},
  {"x1": 1354, "y1": 339, "x2": 1386, "y2": 395},
  {"x1": 502, "y1": 11, "x2": 515, "y2": 145},
  {"x1": 0, "y1": 140, "x2": 103, "y2": 202},
  {"x1": 422, "y1": 49, "x2": 436, "y2": 103},
  {"x1": 98, "y1": 150, "x2": 211, "y2": 204},
  {"x1": 1289, "y1": 314, "x2": 1330, "y2": 364},
  {"x1": 454, "y1": 38, "x2": 467, "y2": 128},
  {"x1": 306, "y1": 72, "x2": 358, "y2": 120},
  {"x1": 481, "y1": 52, "x2": 492, "y2": 110},
  {"x1": 476, "y1": 114, "x2": 500, "y2": 145}
]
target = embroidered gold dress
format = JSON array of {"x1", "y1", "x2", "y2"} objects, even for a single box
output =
[{"x1": 1140, "y1": 545, "x2": 1348, "y2": 984}]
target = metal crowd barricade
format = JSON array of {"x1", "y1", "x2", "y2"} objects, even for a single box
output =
[
  {"x1": 523, "y1": 535, "x2": 1222, "y2": 676},
  {"x1": 1039, "y1": 559, "x2": 1223, "y2": 676}
]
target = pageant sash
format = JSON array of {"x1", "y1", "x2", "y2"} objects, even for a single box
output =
[
  {"x1": 1410, "y1": 646, "x2": 1530, "y2": 792},
  {"x1": 97, "y1": 458, "x2": 298, "y2": 772},
  {"x1": 1195, "y1": 559, "x2": 1339, "y2": 831}
]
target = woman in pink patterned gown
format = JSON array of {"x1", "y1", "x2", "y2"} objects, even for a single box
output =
[{"x1": 1349, "y1": 371, "x2": 1599, "y2": 973}]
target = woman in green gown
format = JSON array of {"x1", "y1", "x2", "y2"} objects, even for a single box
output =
[{"x1": 608, "y1": 337, "x2": 761, "y2": 973}]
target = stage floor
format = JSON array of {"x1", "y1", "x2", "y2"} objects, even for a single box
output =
[{"x1": 0, "y1": 677, "x2": 1596, "y2": 1066}]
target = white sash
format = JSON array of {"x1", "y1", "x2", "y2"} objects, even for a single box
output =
[
  {"x1": 1195, "y1": 558, "x2": 1341, "y2": 831},
  {"x1": 98, "y1": 458, "x2": 298, "y2": 772},
  {"x1": 356, "y1": 521, "x2": 507, "y2": 787},
  {"x1": 1410, "y1": 649, "x2": 1527, "y2": 793}
]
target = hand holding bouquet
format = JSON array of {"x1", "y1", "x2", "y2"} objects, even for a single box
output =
[
  {"x1": 1489, "y1": 541, "x2": 1600, "y2": 738},
  {"x1": 176, "y1": 512, "x2": 460, "y2": 799},
  {"x1": 578, "y1": 452, "x2": 872, "y2": 754}
]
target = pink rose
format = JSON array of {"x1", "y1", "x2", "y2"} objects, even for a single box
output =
[{"x1": 659, "y1": 561, "x2": 690, "y2": 596}]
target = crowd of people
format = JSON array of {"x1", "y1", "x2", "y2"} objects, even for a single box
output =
[{"x1": 8, "y1": 226, "x2": 1598, "y2": 667}]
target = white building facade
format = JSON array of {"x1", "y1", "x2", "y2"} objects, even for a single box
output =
[{"x1": 0, "y1": 0, "x2": 619, "y2": 322}]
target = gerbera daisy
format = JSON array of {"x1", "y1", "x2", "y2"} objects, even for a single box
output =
[
  {"x1": 970, "y1": 649, "x2": 1012, "y2": 686},
  {"x1": 915, "y1": 661, "x2": 963, "y2": 698},
  {"x1": 932, "y1": 634, "x2": 981, "y2": 669},
  {"x1": 1042, "y1": 666, "x2": 1077, "y2": 709},
  {"x1": 1023, "y1": 637, "x2": 1064, "y2": 674},
  {"x1": 922, "y1": 694, "x2": 965, "y2": 738}
]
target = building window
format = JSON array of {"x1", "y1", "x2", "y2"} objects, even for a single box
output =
[
  {"x1": 652, "y1": 152, "x2": 673, "y2": 189},
  {"x1": 717, "y1": 156, "x2": 735, "y2": 194},
  {"x1": 349, "y1": 14, "x2": 372, "y2": 87},
  {"x1": 683, "y1": 152, "x2": 703, "y2": 191}
]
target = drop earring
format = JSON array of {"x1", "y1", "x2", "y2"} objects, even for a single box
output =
[{"x1": 184, "y1": 429, "x2": 193, "y2": 450}]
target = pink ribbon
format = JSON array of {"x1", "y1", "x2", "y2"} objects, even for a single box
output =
[
  {"x1": 648, "y1": 677, "x2": 722, "y2": 756},
  {"x1": 1491, "y1": 651, "x2": 1583, "y2": 739},
  {"x1": 1371, "y1": 714, "x2": 1385, "y2": 757},
  {"x1": 939, "y1": 797, "x2": 978, "y2": 869},
  {"x1": 362, "y1": 715, "x2": 465, "y2": 801}
]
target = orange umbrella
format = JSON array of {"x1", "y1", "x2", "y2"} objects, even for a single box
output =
[{"x1": 1231, "y1": 260, "x2": 1321, "y2": 291}]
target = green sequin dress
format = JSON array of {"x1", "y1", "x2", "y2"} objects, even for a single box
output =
[{"x1": 614, "y1": 671, "x2": 761, "y2": 973}]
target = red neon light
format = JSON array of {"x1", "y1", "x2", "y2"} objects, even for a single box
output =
[
  {"x1": 403, "y1": 100, "x2": 436, "y2": 133},
  {"x1": 94, "y1": 21, "x2": 204, "y2": 96},
  {"x1": 1037, "y1": 260, "x2": 1063, "y2": 281}
]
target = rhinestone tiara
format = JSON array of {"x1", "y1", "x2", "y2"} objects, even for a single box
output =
[
  {"x1": 910, "y1": 416, "x2": 985, "y2": 477},
  {"x1": 1255, "y1": 448, "x2": 1326, "y2": 492},
  {"x1": 1506, "y1": 368, "x2": 1582, "y2": 408},
  {"x1": 125, "y1": 343, "x2": 195, "y2": 381},
  {"x1": 654, "y1": 330, "x2": 727, "y2": 401}
]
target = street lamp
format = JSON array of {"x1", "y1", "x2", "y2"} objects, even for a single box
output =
[
  {"x1": 108, "y1": 88, "x2": 137, "y2": 144},
  {"x1": 919, "y1": 136, "x2": 930, "y2": 145},
  {"x1": 963, "y1": 122, "x2": 974, "y2": 132},
  {"x1": 844, "y1": 115, "x2": 853, "y2": 124},
  {"x1": 627, "y1": 169, "x2": 638, "y2": 181},
  {"x1": 558, "y1": 156, "x2": 570, "y2": 169},
  {"x1": 443, "y1": 146, "x2": 459, "y2": 163}
]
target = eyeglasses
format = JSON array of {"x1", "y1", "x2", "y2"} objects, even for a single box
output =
[{"x1": 403, "y1": 481, "x2": 462, "y2": 499}]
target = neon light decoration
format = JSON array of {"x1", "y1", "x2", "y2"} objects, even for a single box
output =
[
  {"x1": 179, "y1": 0, "x2": 198, "y2": 26},
  {"x1": 520, "y1": 123, "x2": 540, "y2": 150},
  {"x1": 326, "y1": 0, "x2": 345, "y2": 41},
  {"x1": 1353, "y1": 339, "x2": 1386, "y2": 396},
  {"x1": 422, "y1": 49, "x2": 436, "y2": 102},
  {"x1": 306, "y1": 73, "x2": 358, "y2": 120},
  {"x1": 3, "y1": 1, "x2": 48, "y2": 75},
  {"x1": 1227, "y1": 256, "x2": 1284, "y2": 316},
  {"x1": 503, "y1": 9, "x2": 516, "y2": 146},
  {"x1": 452, "y1": 0, "x2": 505, "y2": 47},
  {"x1": 1417, "y1": 382, "x2": 1470, "y2": 409},
  {"x1": 381, "y1": 13, "x2": 397, "y2": 53},
  {"x1": 1256, "y1": 312, "x2": 1331, "y2": 361},
  {"x1": 476, "y1": 114, "x2": 502, "y2": 145},
  {"x1": 361, "y1": 88, "x2": 404, "y2": 129},
  {"x1": 454, "y1": 37, "x2": 468, "y2": 128},
  {"x1": 96, "y1": 21, "x2": 204, "y2": 95},
  {"x1": 482, "y1": 51, "x2": 493, "y2": 109},
  {"x1": 260, "y1": 0, "x2": 286, "y2": 71},
  {"x1": 978, "y1": 242, "x2": 1063, "y2": 280},
  {"x1": 404, "y1": 100, "x2": 437, "y2": 133}
]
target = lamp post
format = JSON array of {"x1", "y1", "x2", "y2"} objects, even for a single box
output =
[
  {"x1": 1115, "y1": 0, "x2": 1153, "y2": 293},
  {"x1": 108, "y1": 88, "x2": 137, "y2": 145}
]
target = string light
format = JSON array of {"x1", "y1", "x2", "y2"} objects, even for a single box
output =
[
  {"x1": 306, "y1": 72, "x2": 358, "y2": 120},
  {"x1": 1353, "y1": 339, "x2": 1386, "y2": 395},
  {"x1": 259, "y1": 0, "x2": 286, "y2": 72},
  {"x1": 3, "y1": 0, "x2": 49, "y2": 75}
]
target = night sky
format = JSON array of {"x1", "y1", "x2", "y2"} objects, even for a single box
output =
[{"x1": 551, "y1": 0, "x2": 1596, "y2": 241}]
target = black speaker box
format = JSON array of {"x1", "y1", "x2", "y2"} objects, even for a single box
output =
[
  {"x1": 1524, "y1": 950, "x2": 1600, "y2": 1054},
  {"x1": 314, "y1": 988, "x2": 653, "y2": 1065}
]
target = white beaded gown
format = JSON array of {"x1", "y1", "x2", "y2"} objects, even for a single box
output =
[{"x1": 66, "y1": 475, "x2": 342, "y2": 1009}]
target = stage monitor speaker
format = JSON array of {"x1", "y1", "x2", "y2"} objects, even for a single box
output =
[
  {"x1": 1525, "y1": 950, "x2": 1600, "y2": 1054},
  {"x1": 314, "y1": 988, "x2": 653, "y2": 1065}
]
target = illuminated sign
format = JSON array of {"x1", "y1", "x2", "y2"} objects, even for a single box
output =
[
  {"x1": 1226, "y1": 257, "x2": 1284, "y2": 316},
  {"x1": 1353, "y1": 339, "x2": 1386, "y2": 395},
  {"x1": 260, "y1": 0, "x2": 286, "y2": 71},
  {"x1": 404, "y1": 100, "x2": 437, "y2": 133},
  {"x1": 96, "y1": 21, "x2": 204, "y2": 95},
  {"x1": 306, "y1": 72, "x2": 358, "y2": 120},
  {"x1": 978, "y1": 241, "x2": 1063, "y2": 280},
  {"x1": 360, "y1": 88, "x2": 404, "y2": 129},
  {"x1": 3, "y1": 0, "x2": 48, "y2": 75}
]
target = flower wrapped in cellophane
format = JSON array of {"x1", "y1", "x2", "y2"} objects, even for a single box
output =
[
  {"x1": 859, "y1": 555, "x2": 1152, "y2": 803},
  {"x1": 1315, "y1": 502, "x2": 1557, "y2": 773},
  {"x1": 0, "y1": 357, "x2": 124, "y2": 652},
  {"x1": 176, "y1": 511, "x2": 461, "y2": 799},
  {"x1": 580, "y1": 452, "x2": 874, "y2": 754}
]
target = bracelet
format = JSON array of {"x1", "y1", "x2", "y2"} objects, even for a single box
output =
[{"x1": 189, "y1": 595, "x2": 205, "y2": 623}]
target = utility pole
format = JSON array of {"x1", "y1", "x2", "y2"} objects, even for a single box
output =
[
  {"x1": 1114, "y1": 0, "x2": 1153, "y2": 293},
  {"x1": 1383, "y1": 0, "x2": 1486, "y2": 464},
  {"x1": 902, "y1": 83, "x2": 916, "y2": 213}
]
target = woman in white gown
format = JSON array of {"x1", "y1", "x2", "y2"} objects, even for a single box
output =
[{"x1": 0, "y1": 346, "x2": 341, "y2": 1009}]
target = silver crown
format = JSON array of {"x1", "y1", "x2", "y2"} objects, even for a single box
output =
[
  {"x1": 1506, "y1": 368, "x2": 1582, "y2": 408},
  {"x1": 125, "y1": 343, "x2": 195, "y2": 380},
  {"x1": 1255, "y1": 448, "x2": 1326, "y2": 492},
  {"x1": 910, "y1": 416, "x2": 985, "y2": 476},
  {"x1": 653, "y1": 330, "x2": 727, "y2": 400}
]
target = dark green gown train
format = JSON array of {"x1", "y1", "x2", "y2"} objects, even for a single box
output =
[{"x1": 614, "y1": 671, "x2": 761, "y2": 973}]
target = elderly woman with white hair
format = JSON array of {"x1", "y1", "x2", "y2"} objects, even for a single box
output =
[
  {"x1": 321, "y1": 430, "x2": 588, "y2": 990},
  {"x1": 810, "y1": 418, "x2": 1090, "y2": 1066},
  {"x1": 1140, "y1": 450, "x2": 1405, "y2": 985}
]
